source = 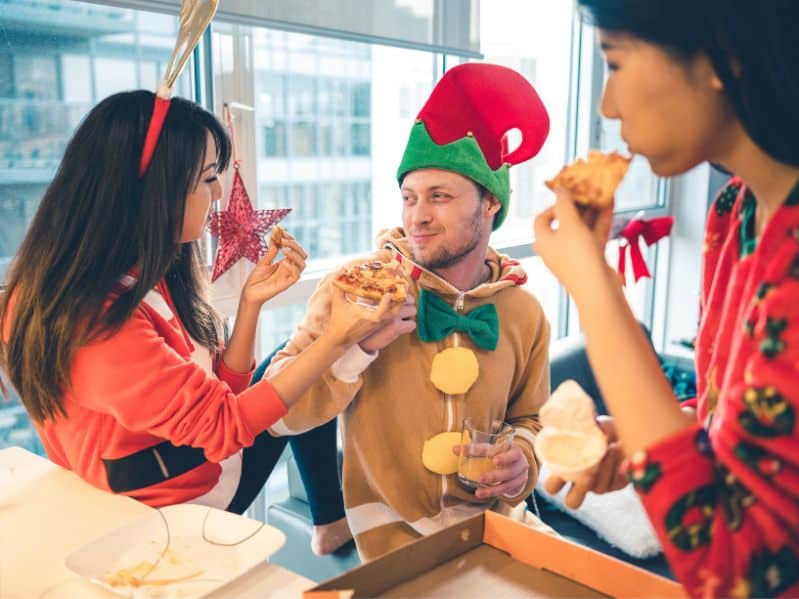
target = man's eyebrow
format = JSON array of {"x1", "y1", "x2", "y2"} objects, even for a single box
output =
[{"x1": 401, "y1": 184, "x2": 452, "y2": 192}]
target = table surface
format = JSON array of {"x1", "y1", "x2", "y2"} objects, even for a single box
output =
[{"x1": 0, "y1": 446, "x2": 314, "y2": 599}]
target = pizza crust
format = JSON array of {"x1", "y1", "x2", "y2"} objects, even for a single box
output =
[
  {"x1": 545, "y1": 150, "x2": 632, "y2": 207},
  {"x1": 270, "y1": 224, "x2": 285, "y2": 248}
]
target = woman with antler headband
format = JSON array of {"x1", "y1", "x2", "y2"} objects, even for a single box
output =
[{"x1": 0, "y1": 3, "x2": 402, "y2": 532}]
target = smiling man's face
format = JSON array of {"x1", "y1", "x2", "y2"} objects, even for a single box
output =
[{"x1": 400, "y1": 168, "x2": 495, "y2": 270}]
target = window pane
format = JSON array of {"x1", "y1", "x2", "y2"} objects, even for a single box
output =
[
  {"x1": 263, "y1": 120, "x2": 287, "y2": 157},
  {"x1": 352, "y1": 82, "x2": 370, "y2": 117},
  {"x1": 477, "y1": 1, "x2": 575, "y2": 246},
  {"x1": 291, "y1": 121, "x2": 317, "y2": 157},
  {"x1": 520, "y1": 256, "x2": 562, "y2": 333},
  {"x1": 288, "y1": 76, "x2": 316, "y2": 118},
  {"x1": 15, "y1": 56, "x2": 58, "y2": 101},
  {"x1": 351, "y1": 123, "x2": 370, "y2": 156},
  {"x1": 258, "y1": 73, "x2": 285, "y2": 118},
  {"x1": 62, "y1": 55, "x2": 93, "y2": 104},
  {"x1": 94, "y1": 57, "x2": 136, "y2": 98},
  {"x1": 0, "y1": 54, "x2": 12, "y2": 98},
  {"x1": 257, "y1": 304, "x2": 310, "y2": 359}
]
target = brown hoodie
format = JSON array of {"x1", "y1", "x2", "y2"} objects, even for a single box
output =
[{"x1": 266, "y1": 227, "x2": 550, "y2": 560}]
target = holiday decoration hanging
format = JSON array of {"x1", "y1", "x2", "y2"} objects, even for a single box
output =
[
  {"x1": 613, "y1": 214, "x2": 674, "y2": 286},
  {"x1": 207, "y1": 106, "x2": 291, "y2": 282}
]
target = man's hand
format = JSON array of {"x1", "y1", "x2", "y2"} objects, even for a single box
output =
[
  {"x1": 543, "y1": 416, "x2": 627, "y2": 509},
  {"x1": 358, "y1": 295, "x2": 417, "y2": 353},
  {"x1": 453, "y1": 441, "x2": 530, "y2": 500}
]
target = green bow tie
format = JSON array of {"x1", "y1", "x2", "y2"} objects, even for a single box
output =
[{"x1": 417, "y1": 289, "x2": 499, "y2": 351}]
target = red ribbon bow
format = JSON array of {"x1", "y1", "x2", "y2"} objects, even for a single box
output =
[{"x1": 617, "y1": 216, "x2": 673, "y2": 285}]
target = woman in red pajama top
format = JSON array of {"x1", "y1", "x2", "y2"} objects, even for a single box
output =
[
  {"x1": 534, "y1": 1, "x2": 799, "y2": 596},
  {"x1": 0, "y1": 91, "x2": 399, "y2": 512}
]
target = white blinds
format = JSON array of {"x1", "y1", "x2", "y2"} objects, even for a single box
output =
[{"x1": 92, "y1": 0, "x2": 481, "y2": 57}]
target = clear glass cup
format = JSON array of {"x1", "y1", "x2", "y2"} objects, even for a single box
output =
[{"x1": 457, "y1": 417, "x2": 514, "y2": 491}]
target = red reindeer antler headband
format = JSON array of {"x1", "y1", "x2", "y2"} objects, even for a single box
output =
[{"x1": 138, "y1": 0, "x2": 219, "y2": 177}]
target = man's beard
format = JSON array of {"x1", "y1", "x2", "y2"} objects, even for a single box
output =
[{"x1": 411, "y1": 204, "x2": 484, "y2": 270}]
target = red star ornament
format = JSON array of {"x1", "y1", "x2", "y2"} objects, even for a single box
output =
[{"x1": 207, "y1": 167, "x2": 291, "y2": 282}]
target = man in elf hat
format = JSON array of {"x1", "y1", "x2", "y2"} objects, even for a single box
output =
[{"x1": 267, "y1": 63, "x2": 552, "y2": 560}]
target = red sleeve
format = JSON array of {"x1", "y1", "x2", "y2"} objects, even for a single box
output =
[
  {"x1": 213, "y1": 349, "x2": 255, "y2": 394},
  {"x1": 71, "y1": 308, "x2": 287, "y2": 462},
  {"x1": 629, "y1": 278, "x2": 799, "y2": 598}
]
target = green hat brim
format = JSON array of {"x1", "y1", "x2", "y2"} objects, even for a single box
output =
[{"x1": 396, "y1": 121, "x2": 510, "y2": 230}]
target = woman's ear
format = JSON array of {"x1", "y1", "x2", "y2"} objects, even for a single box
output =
[{"x1": 710, "y1": 56, "x2": 741, "y2": 91}]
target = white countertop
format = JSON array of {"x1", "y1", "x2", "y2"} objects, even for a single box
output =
[{"x1": 0, "y1": 447, "x2": 313, "y2": 599}]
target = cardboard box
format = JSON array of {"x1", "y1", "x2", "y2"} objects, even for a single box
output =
[{"x1": 305, "y1": 511, "x2": 685, "y2": 598}]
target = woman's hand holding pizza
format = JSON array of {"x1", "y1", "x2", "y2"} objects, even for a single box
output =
[
  {"x1": 324, "y1": 288, "x2": 405, "y2": 348},
  {"x1": 240, "y1": 230, "x2": 308, "y2": 307},
  {"x1": 322, "y1": 258, "x2": 411, "y2": 348},
  {"x1": 533, "y1": 151, "x2": 630, "y2": 301},
  {"x1": 534, "y1": 189, "x2": 614, "y2": 300}
]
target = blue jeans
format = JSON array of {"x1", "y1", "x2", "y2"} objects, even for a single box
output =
[{"x1": 225, "y1": 358, "x2": 345, "y2": 525}]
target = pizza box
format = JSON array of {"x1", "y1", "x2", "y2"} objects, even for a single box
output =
[{"x1": 304, "y1": 510, "x2": 685, "y2": 598}]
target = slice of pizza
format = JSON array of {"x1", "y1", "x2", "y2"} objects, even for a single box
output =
[
  {"x1": 270, "y1": 224, "x2": 285, "y2": 248},
  {"x1": 332, "y1": 259, "x2": 408, "y2": 303},
  {"x1": 545, "y1": 150, "x2": 632, "y2": 207}
]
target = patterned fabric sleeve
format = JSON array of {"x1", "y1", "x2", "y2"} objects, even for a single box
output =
[{"x1": 629, "y1": 279, "x2": 799, "y2": 597}]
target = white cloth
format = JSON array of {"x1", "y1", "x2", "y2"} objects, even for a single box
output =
[
  {"x1": 330, "y1": 344, "x2": 379, "y2": 383},
  {"x1": 537, "y1": 464, "x2": 662, "y2": 559}
]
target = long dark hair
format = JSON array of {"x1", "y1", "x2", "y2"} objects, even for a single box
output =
[
  {"x1": 0, "y1": 90, "x2": 231, "y2": 422},
  {"x1": 578, "y1": 0, "x2": 799, "y2": 166}
]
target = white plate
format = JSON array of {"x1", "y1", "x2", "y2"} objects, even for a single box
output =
[{"x1": 65, "y1": 503, "x2": 285, "y2": 598}]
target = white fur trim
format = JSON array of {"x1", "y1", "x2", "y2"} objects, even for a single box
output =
[
  {"x1": 536, "y1": 463, "x2": 662, "y2": 558},
  {"x1": 330, "y1": 344, "x2": 378, "y2": 383}
]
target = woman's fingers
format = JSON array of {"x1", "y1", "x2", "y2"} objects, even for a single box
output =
[
  {"x1": 553, "y1": 188, "x2": 586, "y2": 227},
  {"x1": 260, "y1": 242, "x2": 279, "y2": 266},
  {"x1": 283, "y1": 249, "x2": 306, "y2": 273},
  {"x1": 280, "y1": 236, "x2": 308, "y2": 260},
  {"x1": 533, "y1": 205, "x2": 558, "y2": 245}
]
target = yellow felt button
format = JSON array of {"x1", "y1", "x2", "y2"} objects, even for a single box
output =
[
  {"x1": 430, "y1": 347, "x2": 479, "y2": 395},
  {"x1": 422, "y1": 432, "x2": 462, "y2": 475}
]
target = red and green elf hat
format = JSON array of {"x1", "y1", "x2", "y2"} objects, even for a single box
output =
[{"x1": 396, "y1": 63, "x2": 549, "y2": 230}]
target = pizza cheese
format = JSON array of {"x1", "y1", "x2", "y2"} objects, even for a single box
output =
[{"x1": 332, "y1": 259, "x2": 408, "y2": 303}]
